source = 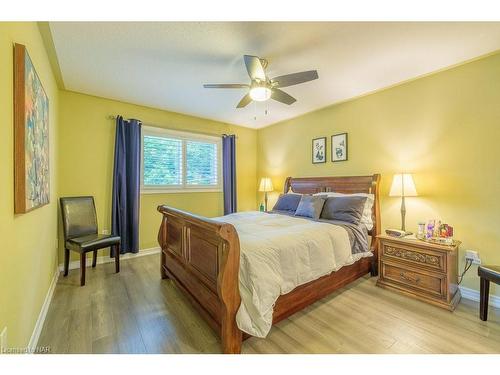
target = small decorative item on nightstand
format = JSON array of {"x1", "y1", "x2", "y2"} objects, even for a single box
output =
[
  {"x1": 376, "y1": 234, "x2": 461, "y2": 310},
  {"x1": 417, "y1": 222, "x2": 426, "y2": 239},
  {"x1": 422, "y1": 219, "x2": 454, "y2": 245}
]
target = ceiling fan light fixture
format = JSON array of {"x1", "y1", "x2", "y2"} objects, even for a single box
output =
[
  {"x1": 249, "y1": 86, "x2": 272, "y2": 102},
  {"x1": 203, "y1": 55, "x2": 318, "y2": 108}
]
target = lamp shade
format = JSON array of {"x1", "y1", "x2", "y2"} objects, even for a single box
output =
[
  {"x1": 389, "y1": 173, "x2": 418, "y2": 197},
  {"x1": 259, "y1": 177, "x2": 274, "y2": 192}
]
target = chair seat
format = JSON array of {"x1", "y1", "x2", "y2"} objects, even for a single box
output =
[
  {"x1": 478, "y1": 265, "x2": 500, "y2": 284},
  {"x1": 66, "y1": 234, "x2": 121, "y2": 253}
]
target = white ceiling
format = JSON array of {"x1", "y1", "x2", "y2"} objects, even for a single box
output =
[{"x1": 49, "y1": 22, "x2": 500, "y2": 129}]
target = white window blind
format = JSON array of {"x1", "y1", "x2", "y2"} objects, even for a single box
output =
[
  {"x1": 141, "y1": 126, "x2": 222, "y2": 193},
  {"x1": 143, "y1": 135, "x2": 183, "y2": 186},
  {"x1": 186, "y1": 140, "x2": 219, "y2": 186}
]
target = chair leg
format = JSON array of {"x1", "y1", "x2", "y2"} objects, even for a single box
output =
[
  {"x1": 64, "y1": 248, "x2": 70, "y2": 277},
  {"x1": 92, "y1": 250, "x2": 98, "y2": 268},
  {"x1": 480, "y1": 277, "x2": 490, "y2": 321},
  {"x1": 115, "y1": 246, "x2": 120, "y2": 273},
  {"x1": 80, "y1": 253, "x2": 86, "y2": 286}
]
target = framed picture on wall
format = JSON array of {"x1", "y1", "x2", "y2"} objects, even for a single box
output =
[
  {"x1": 312, "y1": 137, "x2": 327, "y2": 164},
  {"x1": 331, "y1": 133, "x2": 348, "y2": 162},
  {"x1": 13, "y1": 43, "x2": 50, "y2": 213}
]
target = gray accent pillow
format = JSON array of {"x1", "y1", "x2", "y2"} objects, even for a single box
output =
[
  {"x1": 294, "y1": 195, "x2": 326, "y2": 220},
  {"x1": 272, "y1": 193, "x2": 302, "y2": 213},
  {"x1": 320, "y1": 196, "x2": 367, "y2": 224}
]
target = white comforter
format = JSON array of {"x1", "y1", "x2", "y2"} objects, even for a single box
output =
[{"x1": 213, "y1": 211, "x2": 372, "y2": 338}]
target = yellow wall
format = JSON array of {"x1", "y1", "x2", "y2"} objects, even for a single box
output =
[
  {"x1": 58, "y1": 90, "x2": 257, "y2": 259},
  {"x1": 257, "y1": 52, "x2": 500, "y2": 296},
  {"x1": 0, "y1": 22, "x2": 59, "y2": 347}
]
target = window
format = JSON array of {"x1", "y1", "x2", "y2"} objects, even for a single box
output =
[{"x1": 141, "y1": 126, "x2": 222, "y2": 193}]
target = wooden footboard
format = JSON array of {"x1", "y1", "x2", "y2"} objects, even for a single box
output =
[{"x1": 157, "y1": 206, "x2": 242, "y2": 353}]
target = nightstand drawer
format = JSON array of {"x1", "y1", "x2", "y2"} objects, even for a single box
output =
[
  {"x1": 381, "y1": 242, "x2": 446, "y2": 272},
  {"x1": 381, "y1": 262, "x2": 446, "y2": 298}
]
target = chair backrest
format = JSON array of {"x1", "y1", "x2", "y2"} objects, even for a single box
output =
[{"x1": 60, "y1": 196, "x2": 98, "y2": 240}]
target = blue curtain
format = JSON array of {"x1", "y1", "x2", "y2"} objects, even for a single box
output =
[
  {"x1": 222, "y1": 134, "x2": 237, "y2": 215},
  {"x1": 111, "y1": 116, "x2": 142, "y2": 255}
]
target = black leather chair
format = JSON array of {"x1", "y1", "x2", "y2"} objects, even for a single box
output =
[
  {"x1": 60, "y1": 196, "x2": 121, "y2": 286},
  {"x1": 478, "y1": 265, "x2": 500, "y2": 321}
]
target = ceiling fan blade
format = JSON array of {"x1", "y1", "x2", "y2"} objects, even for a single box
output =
[
  {"x1": 236, "y1": 93, "x2": 252, "y2": 108},
  {"x1": 271, "y1": 89, "x2": 296, "y2": 105},
  {"x1": 203, "y1": 83, "x2": 249, "y2": 89},
  {"x1": 272, "y1": 70, "x2": 318, "y2": 88},
  {"x1": 243, "y1": 55, "x2": 266, "y2": 81}
]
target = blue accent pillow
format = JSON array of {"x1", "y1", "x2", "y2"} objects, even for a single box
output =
[
  {"x1": 294, "y1": 195, "x2": 326, "y2": 220},
  {"x1": 272, "y1": 193, "x2": 302, "y2": 213}
]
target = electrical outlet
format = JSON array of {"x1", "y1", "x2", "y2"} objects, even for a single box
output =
[
  {"x1": 102, "y1": 229, "x2": 109, "y2": 235},
  {"x1": 465, "y1": 250, "x2": 481, "y2": 265},
  {"x1": 0, "y1": 327, "x2": 7, "y2": 354}
]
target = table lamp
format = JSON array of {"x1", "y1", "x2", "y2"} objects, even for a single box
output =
[
  {"x1": 259, "y1": 177, "x2": 274, "y2": 212},
  {"x1": 389, "y1": 173, "x2": 418, "y2": 234}
]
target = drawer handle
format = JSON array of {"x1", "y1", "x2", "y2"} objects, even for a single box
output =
[{"x1": 400, "y1": 271, "x2": 420, "y2": 284}]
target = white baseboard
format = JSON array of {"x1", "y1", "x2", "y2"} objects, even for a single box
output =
[
  {"x1": 28, "y1": 265, "x2": 59, "y2": 353},
  {"x1": 460, "y1": 285, "x2": 500, "y2": 308},
  {"x1": 58, "y1": 246, "x2": 161, "y2": 272}
]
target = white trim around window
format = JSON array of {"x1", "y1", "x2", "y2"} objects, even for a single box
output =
[{"x1": 141, "y1": 125, "x2": 223, "y2": 194}]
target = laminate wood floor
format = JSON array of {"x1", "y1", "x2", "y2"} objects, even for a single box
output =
[{"x1": 38, "y1": 253, "x2": 500, "y2": 354}]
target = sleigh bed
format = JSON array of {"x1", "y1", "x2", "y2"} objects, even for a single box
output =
[{"x1": 157, "y1": 174, "x2": 381, "y2": 353}]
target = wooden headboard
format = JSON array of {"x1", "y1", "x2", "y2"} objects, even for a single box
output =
[{"x1": 284, "y1": 174, "x2": 381, "y2": 242}]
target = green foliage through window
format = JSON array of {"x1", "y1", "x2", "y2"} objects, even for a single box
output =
[
  {"x1": 143, "y1": 135, "x2": 182, "y2": 185},
  {"x1": 186, "y1": 141, "x2": 218, "y2": 185},
  {"x1": 142, "y1": 131, "x2": 220, "y2": 189}
]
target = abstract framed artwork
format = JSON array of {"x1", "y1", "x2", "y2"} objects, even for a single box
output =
[
  {"x1": 331, "y1": 133, "x2": 348, "y2": 162},
  {"x1": 312, "y1": 137, "x2": 326, "y2": 164},
  {"x1": 14, "y1": 43, "x2": 50, "y2": 213}
]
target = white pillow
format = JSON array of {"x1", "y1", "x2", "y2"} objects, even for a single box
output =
[{"x1": 314, "y1": 192, "x2": 374, "y2": 230}]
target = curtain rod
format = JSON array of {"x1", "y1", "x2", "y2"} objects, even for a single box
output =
[{"x1": 107, "y1": 115, "x2": 238, "y2": 138}]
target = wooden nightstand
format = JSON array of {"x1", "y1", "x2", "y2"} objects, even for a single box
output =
[{"x1": 376, "y1": 234, "x2": 461, "y2": 311}]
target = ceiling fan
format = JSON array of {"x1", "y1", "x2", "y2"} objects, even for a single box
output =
[{"x1": 203, "y1": 55, "x2": 319, "y2": 108}]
